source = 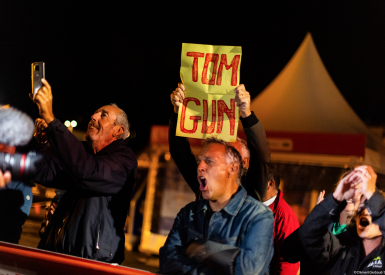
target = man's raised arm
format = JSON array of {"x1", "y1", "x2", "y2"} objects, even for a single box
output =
[
  {"x1": 235, "y1": 85, "x2": 271, "y2": 201},
  {"x1": 169, "y1": 83, "x2": 200, "y2": 196},
  {"x1": 30, "y1": 79, "x2": 137, "y2": 193}
]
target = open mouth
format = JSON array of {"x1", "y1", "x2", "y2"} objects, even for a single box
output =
[
  {"x1": 359, "y1": 217, "x2": 370, "y2": 228},
  {"x1": 198, "y1": 176, "x2": 208, "y2": 191},
  {"x1": 346, "y1": 199, "x2": 353, "y2": 203},
  {"x1": 200, "y1": 177, "x2": 206, "y2": 187}
]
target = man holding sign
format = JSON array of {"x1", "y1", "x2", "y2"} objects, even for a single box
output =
[
  {"x1": 169, "y1": 43, "x2": 270, "y2": 202},
  {"x1": 167, "y1": 43, "x2": 300, "y2": 275},
  {"x1": 160, "y1": 137, "x2": 274, "y2": 275}
]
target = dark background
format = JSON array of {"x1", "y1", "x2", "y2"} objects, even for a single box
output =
[{"x1": 1, "y1": 1, "x2": 384, "y2": 153}]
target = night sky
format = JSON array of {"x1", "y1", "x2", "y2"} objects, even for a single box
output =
[{"x1": 1, "y1": 1, "x2": 385, "y2": 153}]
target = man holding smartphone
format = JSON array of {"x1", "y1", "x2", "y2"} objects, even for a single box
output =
[{"x1": 30, "y1": 79, "x2": 137, "y2": 264}]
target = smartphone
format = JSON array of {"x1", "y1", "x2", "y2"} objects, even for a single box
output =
[{"x1": 31, "y1": 62, "x2": 45, "y2": 97}]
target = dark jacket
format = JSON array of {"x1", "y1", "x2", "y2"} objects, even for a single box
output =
[
  {"x1": 298, "y1": 192, "x2": 385, "y2": 274},
  {"x1": 33, "y1": 119, "x2": 137, "y2": 264},
  {"x1": 168, "y1": 111, "x2": 270, "y2": 201},
  {"x1": 159, "y1": 186, "x2": 274, "y2": 275}
]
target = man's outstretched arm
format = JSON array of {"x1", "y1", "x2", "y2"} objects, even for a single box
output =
[
  {"x1": 169, "y1": 83, "x2": 200, "y2": 196},
  {"x1": 235, "y1": 85, "x2": 271, "y2": 201},
  {"x1": 30, "y1": 79, "x2": 137, "y2": 193}
]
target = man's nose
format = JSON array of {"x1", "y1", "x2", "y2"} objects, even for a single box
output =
[
  {"x1": 197, "y1": 161, "x2": 206, "y2": 171},
  {"x1": 91, "y1": 112, "x2": 99, "y2": 121}
]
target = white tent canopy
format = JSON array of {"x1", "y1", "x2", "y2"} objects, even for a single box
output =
[{"x1": 249, "y1": 33, "x2": 385, "y2": 173}]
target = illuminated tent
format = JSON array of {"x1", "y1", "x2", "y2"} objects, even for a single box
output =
[{"x1": 247, "y1": 33, "x2": 385, "y2": 173}]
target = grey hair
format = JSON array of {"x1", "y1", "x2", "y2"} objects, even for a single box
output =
[
  {"x1": 109, "y1": 103, "x2": 130, "y2": 139},
  {"x1": 0, "y1": 106, "x2": 34, "y2": 146},
  {"x1": 202, "y1": 137, "x2": 244, "y2": 185},
  {"x1": 236, "y1": 137, "x2": 250, "y2": 160}
]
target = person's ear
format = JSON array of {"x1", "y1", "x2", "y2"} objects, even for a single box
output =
[
  {"x1": 242, "y1": 157, "x2": 249, "y2": 169},
  {"x1": 228, "y1": 163, "x2": 239, "y2": 178},
  {"x1": 233, "y1": 164, "x2": 237, "y2": 172},
  {"x1": 113, "y1": 126, "x2": 124, "y2": 137},
  {"x1": 267, "y1": 180, "x2": 275, "y2": 190}
]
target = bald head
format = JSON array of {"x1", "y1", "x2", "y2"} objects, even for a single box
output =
[{"x1": 229, "y1": 137, "x2": 250, "y2": 170}]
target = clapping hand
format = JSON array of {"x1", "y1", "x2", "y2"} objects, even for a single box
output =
[
  {"x1": 353, "y1": 166, "x2": 377, "y2": 200},
  {"x1": 333, "y1": 170, "x2": 362, "y2": 202},
  {"x1": 333, "y1": 165, "x2": 377, "y2": 202}
]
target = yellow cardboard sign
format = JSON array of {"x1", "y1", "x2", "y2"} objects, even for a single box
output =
[{"x1": 176, "y1": 43, "x2": 242, "y2": 142}]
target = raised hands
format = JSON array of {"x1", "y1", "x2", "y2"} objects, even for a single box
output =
[
  {"x1": 333, "y1": 166, "x2": 377, "y2": 202},
  {"x1": 34, "y1": 118, "x2": 48, "y2": 144},
  {"x1": 333, "y1": 170, "x2": 362, "y2": 202},
  {"x1": 170, "y1": 83, "x2": 185, "y2": 114},
  {"x1": 171, "y1": 83, "x2": 252, "y2": 118},
  {"x1": 30, "y1": 79, "x2": 55, "y2": 124},
  {"x1": 354, "y1": 166, "x2": 377, "y2": 200},
  {"x1": 234, "y1": 84, "x2": 251, "y2": 118}
]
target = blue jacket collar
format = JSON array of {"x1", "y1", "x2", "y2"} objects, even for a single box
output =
[{"x1": 197, "y1": 186, "x2": 247, "y2": 216}]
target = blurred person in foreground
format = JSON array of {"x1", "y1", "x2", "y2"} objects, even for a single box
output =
[
  {"x1": 0, "y1": 106, "x2": 34, "y2": 243},
  {"x1": 297, "y1": 165, "x2": 385, "y2": 273},
  {"x1": 170, "y1": 84, "x2": 299, "y2": 274},
  {"x1": 159, "y1": 138, "x2": 274, "y2": 275},
  {"x1": 30, "y1": 79, "x2": 137, "y2": 263}
]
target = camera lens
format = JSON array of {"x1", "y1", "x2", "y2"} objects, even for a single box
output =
[
  {"x1": 0, "y1": 152, "x2": 43, "y2": 183},
  {"x1": 35, "y1": 65, "x2": 40, "y2": 71}
]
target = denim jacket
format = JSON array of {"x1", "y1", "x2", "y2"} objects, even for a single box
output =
[{"x1": 159, "y1": 186, "x2": 274, "y2": 275}]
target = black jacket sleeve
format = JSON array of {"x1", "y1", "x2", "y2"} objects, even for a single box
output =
[
  {"x1": 298, "y1": 194, "x2": 347, "y2": 266},
  {"x1": 169, "y1": 112, "x2": 200, "y2": 197},
  {"x1": 33, "y1": 119, "x2": 137, "y2": 194},
  {"x1": 30, "y1": 138, "x2": 69, "y2": 190},
  {"x1": 241, "y1": 112, "x2": 271, "y2": 201}
]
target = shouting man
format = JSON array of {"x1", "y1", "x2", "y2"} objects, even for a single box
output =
[{"x1": 160, "y1": 138, "x2": 274, "y2": 275}]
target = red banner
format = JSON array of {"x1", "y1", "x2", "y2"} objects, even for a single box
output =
[
  {"x1": 237, "y1": 131, "x2": 365, "y2": 157},
  {"x1": 151, "y1": 125, "x2": 366, "y2": 156}
]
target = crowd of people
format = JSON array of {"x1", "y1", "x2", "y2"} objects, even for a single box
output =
[{"x1": 0, "y1": 78, "x2": 384, "y2": 274}]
